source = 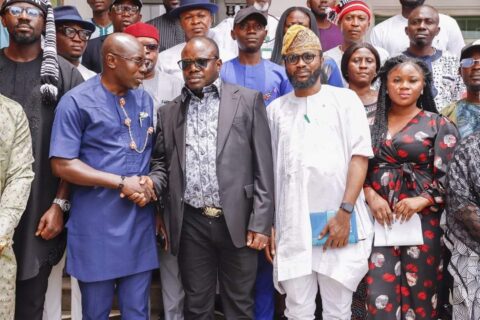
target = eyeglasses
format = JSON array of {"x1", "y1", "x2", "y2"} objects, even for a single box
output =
[
  {"x1": 144, "y1": 43, "x2": 159, "y2": 51},
  {"x1": 111, "y1": 4, "x2": 140, "y2": 14},
  {"x1": 177, "y1": 57, "x2": 218, "y2": 70},
  {"x1": 460, "y1": 58, "x2": 480, "y2": 68},
  {"x1": 110, "y1": 52, "x2": 147, "y2": 67},
  {"x1": 283, "y1": 52, "x2": 321, "y2": 65},
  {"x1": 57, "y1": 26, "x2": 92, "y2": 41},
  {"x1": 6, "y1": 5, "x2": 43, "y2": 18}
]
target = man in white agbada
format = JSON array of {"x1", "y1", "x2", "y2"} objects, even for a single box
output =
[{"x1": 266, "y1": 25, "x2": 374, "y2": 319}]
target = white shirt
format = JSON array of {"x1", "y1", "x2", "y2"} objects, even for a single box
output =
[
  {"x1": 142, "y1": 70, "x2": 183, "y2": 127},
  {"x1": 325, "y1": 45, "x2": 389, "y2": 87},
  {"x1": 267, "y1": 85, "x2": 374, "y2": 292},
  {"x1": 77, "y1": 64, "x2": 96, "y2": 80},
  {"x1": 157, "y1": 29, "x2": 238, "y2": 82},
  {"x1": 369, "y1": 14, "x2": 465, "y2": 57},
  {"x1": 211, "y1": 14, "x2": 279, "y2": 60}
]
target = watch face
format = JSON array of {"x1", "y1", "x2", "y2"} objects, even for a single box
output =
[{"x1": 341, "y1": 203, "x2": 354, "y2": 213}]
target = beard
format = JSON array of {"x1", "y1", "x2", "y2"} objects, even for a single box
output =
[
  {"x1": 287, "y1": 66, "x2": 322, "y2": 89},
  {"x1": 12, "y1": 25, "x2": 40, "y2": 44},
  {"x1": 399, "y1": 0, "x2": 425, "y2": 8},
  {"x1": 253, "y1": 2, "x2": 269, "y2": 12},
  {"x1": 144, "y1": 59, "x2": 155, "y2": 74}
]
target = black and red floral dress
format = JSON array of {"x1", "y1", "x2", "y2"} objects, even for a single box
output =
[{"x1": 364, "y1": 111, "x2": 459, "y2": 319}]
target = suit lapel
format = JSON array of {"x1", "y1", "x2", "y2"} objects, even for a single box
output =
[
  {"x1": 173, "y1": 98, "x2": 187, "y2": 174},
  {"x1": 217, "y1": 84, "x2": 240, "y2": 156}
]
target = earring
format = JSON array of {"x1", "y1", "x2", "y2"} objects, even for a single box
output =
[{"x1": 421, "y1": 89, "x2": 424, "y2": 95}]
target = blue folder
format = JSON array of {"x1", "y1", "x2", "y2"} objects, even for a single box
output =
[{"x1": 310, "y1": 210, "x2": 359, "y2": 246}]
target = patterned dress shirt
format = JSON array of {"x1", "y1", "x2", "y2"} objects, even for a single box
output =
[
  {"x1": 0, "y1": 94, "x2": 34, "y2": 319},
  {"x1": 184, "y1": 80, "x2": 222, "y2": 209}
]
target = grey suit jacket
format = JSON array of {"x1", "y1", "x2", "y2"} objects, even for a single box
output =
[{"x1": 150, "y1": 82, "x2": 274, "y2": 255}]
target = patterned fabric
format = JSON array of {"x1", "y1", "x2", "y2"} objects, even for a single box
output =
[
  {"x1": 444, "y1": 132, "x2": 480, "y2": 319},
  {"x1": 281, "y1": 25, "x2": 321, "y2": 56},
  {"x1": 365, "y1": 102, "x2": 377, "y2": 126},
  {"x1": 0, "y1": 94, "x2": 34, "y2": 319},
  {"x1": 146, "y1": 13, "x2": 185, "y2": 52},
  {"x1": 442, "y1": 99, "x2": 480, "y2": 139},
  {"x1": 403, "y1": 50, "x2": 464, "y2": 112},
  {"x1": 183, "y1": 80, "x2": 222, "y2": 209},
  {"x1": 90, "y1": 19, "x2": 113, "y2": 39},
  {"x1": 365, "y1": 111, "x2": 459, "y2": 319}
]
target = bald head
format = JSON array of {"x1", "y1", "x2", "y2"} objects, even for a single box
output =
[
  {"x1": 101, "y1": 33, "x2": 144, "y2": 62},
  {"x1": 406, "y1": 5, "x2": 440, "y2": 48},
  {"x1": 181, "y1": 36, "x2": 221, "y2": 95},
  {"x1": 101, "y1": 33, "x2": 147, "y2": 93}
]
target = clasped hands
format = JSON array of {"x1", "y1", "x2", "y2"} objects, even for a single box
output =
[
  {"x1": 369, "y1": 193, "x2": 431, "y2": 226},
  {"x1": 120, "y1": 175, "x2": 157, "y2": 207}
]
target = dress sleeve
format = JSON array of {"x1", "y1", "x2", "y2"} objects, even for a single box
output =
[
  {"x1": 446, "y1": 136, "x2": 480, "y2": 242},
  {"x1": 49, "y1": 95, "x2": 84, "y2": 159},
  {"x1": 419, "y1": 115, "x2": 459, "y2": 209},
  {"x1": 0, "y1": 105, "x2": 34, "y2": 244}
]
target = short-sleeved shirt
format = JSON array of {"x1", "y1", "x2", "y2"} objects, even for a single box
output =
[
  {"x1": 220, "y1": 58, "x2": 293, "y2": 106},
  {"x1": 442, "y1": 99, "x2": 480, "y2": 139},
  {"x1": 49, "y1": 75, "x2": 158, "y2": 282}
]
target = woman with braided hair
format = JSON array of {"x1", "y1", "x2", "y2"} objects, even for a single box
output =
[{"x1": 363, "y1": 56, "x2": 459, "y2": 319}]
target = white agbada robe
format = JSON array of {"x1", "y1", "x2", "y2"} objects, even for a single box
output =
[{"x1": 267, "y1": 85, "x2": 374, "y2": 292}]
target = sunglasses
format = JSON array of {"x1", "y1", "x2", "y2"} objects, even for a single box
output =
[
  {"x1": 57, "y1": 26, "x2": 92, "y2": 41},
  {"x1": 283, "y1": 52, "x2": 321, "y2": 65},
  {"x1": 111, "y1": 4, "x2": 140, "y2": 14},
  {"x1": 144, "y1": 43, "x2": 159, "y2": 51},
  {"x1": 110, "y1": 52, "x2": 147, "y2": 67},
  {"x1": 460, "y1": 58, "x2": 480, "y2": 68},
  {"x1": 177, "y1": 57, "x2": 218, "y2": 71},
  {"x1": 6, "y1": 5, "x2": 43, "y2": 18}
]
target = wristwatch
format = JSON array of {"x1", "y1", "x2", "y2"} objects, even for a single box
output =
[
  {"x1": 53, "y1": 198, "x2": 71, "y2": 212},
  {"x1": 339, "y1": 202, "x2": 354, "y2": 214}
]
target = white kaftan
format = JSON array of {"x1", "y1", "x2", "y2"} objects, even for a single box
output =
[{"x1": 267, "y1": 85, "x2": 374, "y2": 292}]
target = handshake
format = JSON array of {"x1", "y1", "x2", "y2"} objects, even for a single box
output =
[{"x1": 119, "y1": 175, "x2": 157, "y2": 207}]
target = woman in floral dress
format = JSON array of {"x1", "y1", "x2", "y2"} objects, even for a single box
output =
[{"x1": 363, "y1": 56, "x2": 459, "y2": 319}]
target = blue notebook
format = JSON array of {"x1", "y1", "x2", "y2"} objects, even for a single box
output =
[{"x1": 310, "y1": 210, "x2": 359, "y2": 246}]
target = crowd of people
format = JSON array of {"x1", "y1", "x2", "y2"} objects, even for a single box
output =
[{"x1": 0, "y1": 0, "x2": 479, "y2": 319}]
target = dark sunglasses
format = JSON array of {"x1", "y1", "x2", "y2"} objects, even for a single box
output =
[
  {"x1": 110, "y1": 52, "x2": 147, "y2": 67},
  {"x1": 144, "y1": 43, "x2": 159, "y2": 51},
  {"x1": 6, "y1": 5, "x2": 43, "y2": 18},
  {"x1": 111, "y1": 4, "x2": 140, "y2": 14},
  {"x1": 177, "y1": 57, "x2": 218, "y2": 71},
  {"x1": 460, "y1": 58, "x2": 480, "y2": 68},
  {"x1": 57, "y1": 26, "x2": 92, "y2": 41},
  {"x1": 283, "y1": 52, "x2": 321, "y2": 65}
]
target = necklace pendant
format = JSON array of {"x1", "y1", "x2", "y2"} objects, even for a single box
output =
[
  {"x1": 124, "y1": 118, "x2": 132, "y2": 127},
  {"x1": 119, "y1": 98, "x2": 126, "y2": 107},
  {"x1": 129, "y1": 141, "x2": 137, "y2": 150}
]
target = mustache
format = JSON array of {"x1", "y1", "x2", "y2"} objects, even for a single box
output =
[{"x1": 15, "y1": 23, "x2": 33, "y2": 30}]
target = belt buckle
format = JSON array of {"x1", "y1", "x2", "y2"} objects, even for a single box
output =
[{"x1": 203, "y1": 207, "x2": 222, "y2": 218}]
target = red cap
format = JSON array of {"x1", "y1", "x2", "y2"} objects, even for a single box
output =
[
  {"x1": 124, "y1": 22, "x2": 159, "y2": 43},
  {"x1": 336, "y1": 0, "x2": 371, "y2": 23}
]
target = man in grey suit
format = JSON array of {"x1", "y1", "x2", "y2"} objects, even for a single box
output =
[{"x1": 149, "y1": 36, "x2": 274, "y2": 319}]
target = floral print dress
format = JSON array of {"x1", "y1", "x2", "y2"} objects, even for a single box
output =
[{"x1": 365, "y1": 111, "x2": 459, "y2": 319}]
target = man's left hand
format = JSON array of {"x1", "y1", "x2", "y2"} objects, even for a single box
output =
[
  {"x1": 246, "y1": 231, "x2": 269, "y2": 251},
  {"x1": 35, "y1": 204, "x2": 64, "y2": 240},
  {"x1": 319, "y1": 210, "x2": 350, "y2": 251}
]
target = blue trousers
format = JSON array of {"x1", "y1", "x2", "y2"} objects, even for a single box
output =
[
  {"x1": 78, "y1": 270, "x2": 152, "y2": 320},
  {"x1": 255, "y1": 251, "x2": 274, "y2": 320}
]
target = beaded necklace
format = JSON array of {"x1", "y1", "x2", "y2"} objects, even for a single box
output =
[{"x1": 119, "y1": 97, "x2": 154, "y2": 154}]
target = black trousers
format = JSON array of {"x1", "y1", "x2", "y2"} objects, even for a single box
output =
[
  {"x1": 179, "y1": 205, "x2": 258, "y2": 320},
  {"x1": 15, "y1": 264, "x2": 53, "y2": 320}
]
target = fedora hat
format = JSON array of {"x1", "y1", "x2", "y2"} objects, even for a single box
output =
[
  {"x1": 170, "y1": 0, "x2": 218, "y2": 18},
  {"x1": 54, "y1": 6, "x2": 95, "y2": 32}
]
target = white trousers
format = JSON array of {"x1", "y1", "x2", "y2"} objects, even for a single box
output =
[
  {"x1": 280, "y1": 272, "x2": 353, "y2": 320},
  {"x1": 43, "y1": 253, "x2": 83, "y2": 320}
]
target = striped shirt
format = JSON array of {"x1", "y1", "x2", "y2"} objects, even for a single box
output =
[{"x1": 147, "y1": 13, "x2": 185, "y2": 52}]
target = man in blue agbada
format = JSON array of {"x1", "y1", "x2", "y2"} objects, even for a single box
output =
[
  {"x1": 49, "y1": 33, "x2": 158, "y2": 319},
  {"x1": 220, "y1": 6, "x2": 293, "y2": 107},
  {"x1": 220, "y1": 6, "x2": 291, "y2": 320}
]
